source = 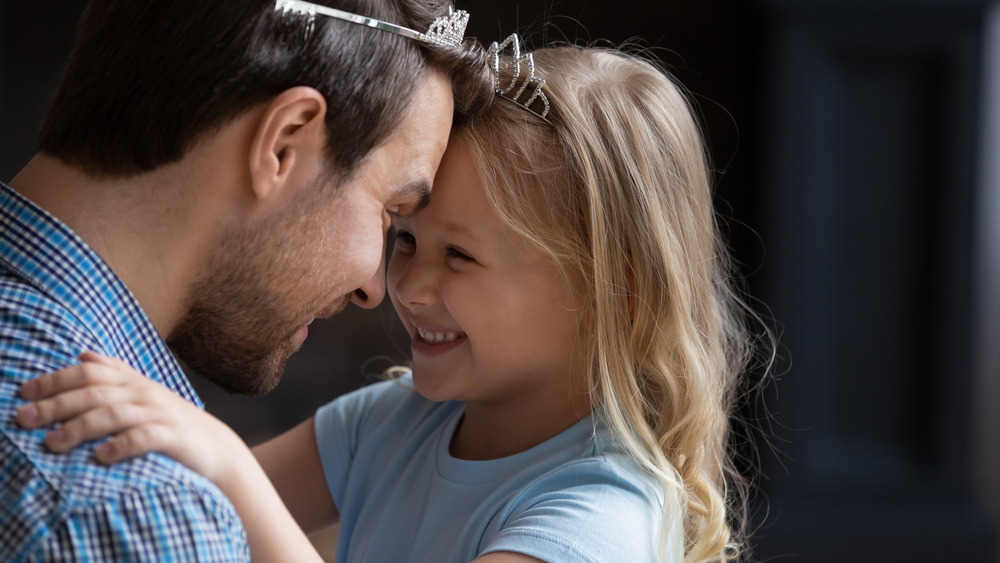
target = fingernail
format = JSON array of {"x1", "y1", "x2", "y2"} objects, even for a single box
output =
[
  {"x1": 17, "y1": 404, "x2": 37, "y2": 425},
  {"x1": 20, "y1": 380, "x2": 37, "y2": 400},
  {"x1": 48, "y1": 429, "x2": 64, "y2": 444}
]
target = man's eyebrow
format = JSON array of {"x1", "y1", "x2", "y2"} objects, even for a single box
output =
[{"x1": 395, "y1": 180, "x2": 432, "y2": 217}]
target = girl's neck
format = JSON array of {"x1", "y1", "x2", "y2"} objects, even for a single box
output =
[{"x1": 449, "y1": 391, "x2": 593, "y2": 461}]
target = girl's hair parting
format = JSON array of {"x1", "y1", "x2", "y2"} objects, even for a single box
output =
[{"x1": 456, "y1": 45, "x2": 767, "y2": 563}]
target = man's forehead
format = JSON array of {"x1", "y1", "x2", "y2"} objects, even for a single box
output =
[
  {"x1": 397, "y1": 70, "x2": 454, "y2": 160},
  {"x1": 370, "y1": 70, "x2": 452, "y2": 209}
]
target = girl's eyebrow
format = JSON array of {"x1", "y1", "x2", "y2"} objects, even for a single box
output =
[{"x1": 441, "y1": 221, "x2": 478, "y2": 240}]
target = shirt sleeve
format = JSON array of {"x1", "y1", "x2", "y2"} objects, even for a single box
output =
[
  {"x1": 481, "y1": 457, "x2": 681, "y2": 563},
  {"x1": 0, "y1": 295, "x2": 249, "y2": 562},
  {"x1": 27, "y1": 476, "x2": 249, "y2": 563},
  {"x1": 313, "y1": 379, "x2": 411, "y2": 511}
]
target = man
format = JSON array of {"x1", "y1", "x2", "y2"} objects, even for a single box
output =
[{"x1": 0, "y1": 0, "x2": 489, "y2": 560}]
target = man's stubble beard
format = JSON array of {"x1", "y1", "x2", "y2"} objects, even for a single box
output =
[{"x1": 168, "y1": 187, "x2": 342, "y2": 397}]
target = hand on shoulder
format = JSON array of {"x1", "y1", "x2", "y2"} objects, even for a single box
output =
[{"x1": 16, "y1": 352, "x2": 252, "y2": 486}]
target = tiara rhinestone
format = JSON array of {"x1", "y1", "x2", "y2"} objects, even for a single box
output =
[
  {"x1": 275, "y1": 0, "x2": 468, "y2": 48},
  {"x1": 421, "y1": 8, "x2": 470, "y2": 47},
  {"x1": 487, "y1": 34, "x2": 551, "y2": 123}
]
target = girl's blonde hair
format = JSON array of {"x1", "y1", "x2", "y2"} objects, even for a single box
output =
[{"x1": 456, "y1": 45, "x2": 758, "y2": 563}]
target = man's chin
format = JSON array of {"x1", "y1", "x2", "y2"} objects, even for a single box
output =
[
  {"x1": 168, "y1": 332, "x2": 300, "y2": 398},
  {"x1": 188, "y1": 357, "x2": 285, "y2": 397}
]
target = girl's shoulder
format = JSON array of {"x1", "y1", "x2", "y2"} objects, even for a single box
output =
[{"x1": 313, "y1": 373, "x2": 463, "y2": 511}]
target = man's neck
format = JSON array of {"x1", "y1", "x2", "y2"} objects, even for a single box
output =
[{"x1": 8, "y1": 154, "x2": 222, "y2": 339}]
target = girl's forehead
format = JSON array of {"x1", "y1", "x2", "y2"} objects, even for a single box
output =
[
  {"x1": 418, "y1": 146, "x2": 496, "y2": 229},
  {"x1": 414, "y1": 196, "x2": 506, "y2": 244}
]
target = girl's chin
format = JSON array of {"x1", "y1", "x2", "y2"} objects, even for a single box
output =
[{"x1": 410, "y1": 367, "x2": 457, "y2": 403}]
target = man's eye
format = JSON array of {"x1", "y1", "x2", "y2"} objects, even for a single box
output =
[{"x1": 446, "y1": 247, "x2": 475, "y2": 262}]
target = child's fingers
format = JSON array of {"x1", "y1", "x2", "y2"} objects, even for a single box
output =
[
  {"x1": 20, "y1": 361, "x2": 119, "y2": 401},
  {"x1": 78, "y1": 351, "x2": 117, "y2": 367},
  {"x1": 17, "y1": 382, "x2": 130, "y2": 429},
  {"x1": 78, "y1": 352, "x2": 135, "y2": 374},
  {"x1": 93, "y1": 424, "x2": 171, "y2": 465},
  {"x1": 43, "y1": 402, "x2": 148, "y2": 453}
]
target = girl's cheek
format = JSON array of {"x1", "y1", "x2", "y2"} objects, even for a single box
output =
[
  {"x1": 386, "y1": 251, "x2": 405, "y2": 287},
  {"x1": 388, "y1": 292, "x2": 411, "y2": 336},
  {"x1": 386, "y1": 264, "x2": 404, "y2": 311}
]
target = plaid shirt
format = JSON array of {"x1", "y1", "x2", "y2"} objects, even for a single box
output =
[{"x1": 0, "y1": 183, "x2": 249, "y2": 562}]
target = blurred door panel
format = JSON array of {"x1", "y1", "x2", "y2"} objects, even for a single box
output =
[{"x1": 755, "y1": 0, "x2": 995, "y2": 560}]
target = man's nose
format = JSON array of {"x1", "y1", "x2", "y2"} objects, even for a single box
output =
[{"x1": 351, "y1": 250, "x2": 386, "y2": 309}]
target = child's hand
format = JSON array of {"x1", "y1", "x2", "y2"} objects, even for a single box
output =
[
  {"x1": 18, "y1": 353, "x2": 328, "y2": 563},
  {"x1": 16, "y1": 352, "x2": 249, "y2": 486}
]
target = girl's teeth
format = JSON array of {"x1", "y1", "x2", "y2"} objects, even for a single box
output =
[{"x1": 417, "y1": 328, "x2": 462, "y2": 344}]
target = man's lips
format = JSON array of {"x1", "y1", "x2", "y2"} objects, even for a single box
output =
[
  {"x1": 294, "y1": 296, "x2": 352, "y2": 345},
  {"x1": 312, "y1": 295, "x2": 352, "y2": 323}
]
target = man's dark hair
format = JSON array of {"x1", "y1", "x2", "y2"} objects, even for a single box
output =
[{"x1": 38, "y1": 0, "x2": 490, "y2": 181}]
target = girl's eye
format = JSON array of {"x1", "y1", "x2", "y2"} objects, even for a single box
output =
[
  {"x1": 446, "y1": 247, "x2": 475, "y2": 263},
  {"x1": 394, "y1": 229, "x2": 416, "y2": 253}
]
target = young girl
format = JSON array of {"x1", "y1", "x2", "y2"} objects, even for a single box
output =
[{"x1": 18, "y1": 40, "x2": 759, "y2": 563}]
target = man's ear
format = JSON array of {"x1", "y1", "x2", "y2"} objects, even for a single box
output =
[{"x1": 248, "y1": 86, "x2": 328, "y2": 202}]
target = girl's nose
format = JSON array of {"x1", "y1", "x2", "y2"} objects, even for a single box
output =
[{"x1": 393, "y1": 256, "x2": 438, "y2": 309}]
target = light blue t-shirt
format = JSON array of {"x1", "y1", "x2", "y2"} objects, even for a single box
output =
[{"x1": 314, "y1": 376, "x2": 683, "y2": 563}]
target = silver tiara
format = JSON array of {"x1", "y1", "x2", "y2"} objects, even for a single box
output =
[
  {"x1": 275, "y1": 0, "x2": 469, "y2": 48},
  {"x1": 486, "y1": 34, "x2": 551, "y2": 123}
]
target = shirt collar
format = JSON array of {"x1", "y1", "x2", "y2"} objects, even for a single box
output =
[{"x1": 0, "y1": 182, "x2": 202, "y2": 408}]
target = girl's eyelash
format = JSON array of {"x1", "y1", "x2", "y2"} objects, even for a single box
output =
[
  {"x1": 447, "y1": 247, "x2": 475, "y2": 262},
  {"x1": 392, "y1": 231, "x2": 471, "y2": 262}
]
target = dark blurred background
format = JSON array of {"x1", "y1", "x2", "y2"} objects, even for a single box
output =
[{"x1": 3, "y1": 0, "x2": 999, "y2": 561}]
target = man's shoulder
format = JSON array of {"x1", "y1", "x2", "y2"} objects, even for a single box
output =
[
  {"x1": 0, "y1": 270, "x2": 246, "y2": 561},
  {"x1": 0, "y1": 429, "x2": 248, "y2": 562},
  {"x1": 0, "y1": 268, "x2": 102, "y2": 374}
]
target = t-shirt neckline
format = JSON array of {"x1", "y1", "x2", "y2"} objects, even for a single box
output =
[{"x1": 435, "y1": 403, "x2": 596, "y2": 485}]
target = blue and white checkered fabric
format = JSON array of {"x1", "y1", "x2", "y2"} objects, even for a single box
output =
[{"x1": 0, "y1": 183, "x2": 249, "y2": 562}]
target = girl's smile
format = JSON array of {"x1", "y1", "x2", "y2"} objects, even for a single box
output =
[
  {"x1": 412, "y1": 324, "x2": 468, "y2": 355},
  {"x1": 414, "y1": 327, "x2": 466, "y2": 344}
]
